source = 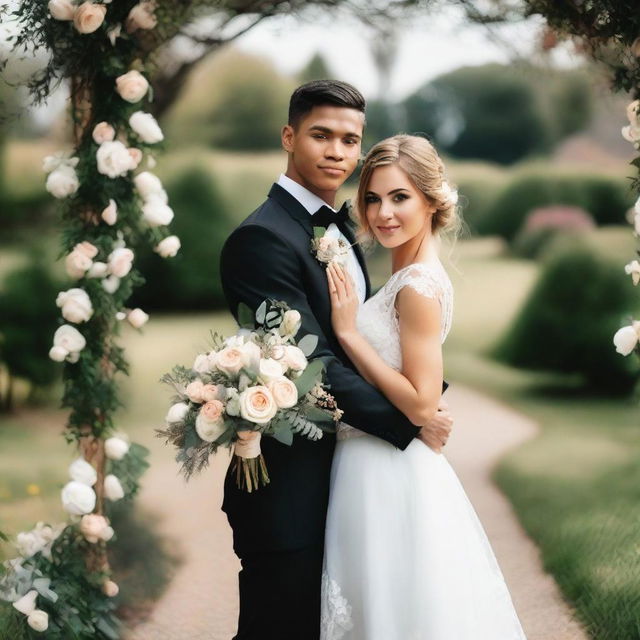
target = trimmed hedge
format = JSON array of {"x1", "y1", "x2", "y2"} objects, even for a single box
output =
[
  {"x1": 494, "y1": 237, "x2": 638, "y2": 394},
  {"x1": 477, "y1": 173, "x2": 634, "y2": 240}
]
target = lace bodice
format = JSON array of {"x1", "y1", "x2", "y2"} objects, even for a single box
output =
[{"x1": 337, "y1": 260, "x2": 453, "y2": 441}]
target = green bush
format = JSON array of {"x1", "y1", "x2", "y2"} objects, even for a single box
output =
[
  {"x1": 0, "y1": 258, "x2": 62, "y2": 411},
  {"x1": 130, "y1": 166, "x2": 234, "y2": 311},
  {"x1": 494, "y1": 238, "x2": 638, "y2": 394},
  {"x1": 478, "y1": 173, "x2": 634, "y2": 240}
]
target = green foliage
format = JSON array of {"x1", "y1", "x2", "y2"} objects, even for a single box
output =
[
  {"x1": 477, "y1": 172, "x2": 634, "y2": 240},
  {"x1": 495, "y1": 239, "x2": 639, "y2": 394},
  {"x1": 401, "y1": 64, "x2": 595, "y2": 165},
  {"x1": 107, "y1": 443, "x2": 150, "y2": 503},
  {"x1": 298, "y1": 52, "x2": 333, "y2": 83},
  {"x1": 130, "y1": 165, "x2": 233, "y2": 310},
  {"x1": 0, "y1": 258, "x2": 62, "y2": 410}
]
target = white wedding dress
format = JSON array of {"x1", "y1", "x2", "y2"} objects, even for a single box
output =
[{"x1": 320, "y1": 261, "x2": 527, "y2": 640}]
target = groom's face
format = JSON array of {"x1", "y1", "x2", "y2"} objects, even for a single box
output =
[{"x1": 281, "y1": 105, "x2": 364, "y2": 201}]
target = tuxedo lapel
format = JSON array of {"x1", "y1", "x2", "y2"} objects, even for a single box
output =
[{"x1": 268, "y1": 183, "x2": 314, "y2": 238}]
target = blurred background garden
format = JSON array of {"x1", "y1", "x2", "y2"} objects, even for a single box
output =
[{"x1": 1, "y1": 2, "x2": 639, "y2": 638}]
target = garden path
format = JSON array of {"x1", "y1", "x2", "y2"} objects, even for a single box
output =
[{"x1": 126, "y1": 384, "x2": 589, "y2": 640}]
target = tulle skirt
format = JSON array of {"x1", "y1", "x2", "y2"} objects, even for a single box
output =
[{"x1": 321, "y1": 433, "x2": 527, "y2": 640}]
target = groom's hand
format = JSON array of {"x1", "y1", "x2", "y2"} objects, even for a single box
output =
[{"x1": 417, "y1": 399, "x2": 453, "y2": 454}]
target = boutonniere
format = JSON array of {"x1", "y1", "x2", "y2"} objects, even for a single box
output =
[{"x1": 310, "y1": 227, "x2": 351, "y2": 268}]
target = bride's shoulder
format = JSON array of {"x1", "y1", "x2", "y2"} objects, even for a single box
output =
[{"x1": 389, "y1": 260, "x2": 451, "y2": 300}]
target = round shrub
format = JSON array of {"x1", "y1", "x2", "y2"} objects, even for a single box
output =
[
  {"x1": 477, "y1": 173, "x2": 634, "y2": 240},
  {"x1": 494, "y1": 238, "x2": 639, "y2": 394},
  {"x1": 130, "y1": 166, "x2": 234, "y2": 311},
  {"x1": 512, "y1": 206, "x2": 595, "y2": 259}
]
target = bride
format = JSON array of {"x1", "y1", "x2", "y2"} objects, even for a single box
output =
[{"x1": 320, "y1": 135, "x2": 527, "y2": 640}]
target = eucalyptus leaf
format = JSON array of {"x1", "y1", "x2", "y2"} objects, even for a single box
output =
[
  {"x1": 313, "y1": 226, "x2": 326, "y2": 238},
  {"x1": 255, "y1": 300, "x2": 267, "y2": 325},
  {"x1": 237, "y1": 302, "x2": 255, "y2": 329},
  {"x1": 298, "y1": 334, "x2": 318, "y2": 357},
  {"x1": 293, "y1": 359, "x2": 325, "y2": 396},
  {"x1": 303, "y1": 405, "x2": 334, "y2": 423},
  {"x1": 271, "y1": 427, "x2": 293, "y2": 446}
]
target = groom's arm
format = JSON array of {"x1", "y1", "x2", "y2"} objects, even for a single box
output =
[{"x1": 220, "y1": 223, "x2": 421, "y2": 450}]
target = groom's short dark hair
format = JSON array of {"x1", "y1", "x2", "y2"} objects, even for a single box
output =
[{"x1": 288, "y1": 80, "x2": 366, "y2": 129}]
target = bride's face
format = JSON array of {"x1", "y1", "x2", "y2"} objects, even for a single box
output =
[{"x1": 364, "y1": 164, "x2": 437, "y2": 249}]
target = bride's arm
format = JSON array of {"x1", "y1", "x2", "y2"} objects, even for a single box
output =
[{"x1": 327, "y1": 263, "x2": 443, "y2": 428}]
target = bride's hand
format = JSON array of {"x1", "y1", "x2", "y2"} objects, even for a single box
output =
[{"x1": 326, "y1": 262, "x2": 359, "y2": 339}]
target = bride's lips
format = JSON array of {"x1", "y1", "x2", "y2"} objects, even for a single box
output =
[
  {"x1": 319, "y1": 167, "x2": 345, "y2": 176},
  {"x1": 377, "y1": 225, "x2": 401, "y2": 234}
]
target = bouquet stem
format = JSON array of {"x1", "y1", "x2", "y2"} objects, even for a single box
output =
[{"x1": 232, "y1": 454, "x2": 270, "y2": 493}]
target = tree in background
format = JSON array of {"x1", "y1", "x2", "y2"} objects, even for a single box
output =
[{"x1": 298, "y1": 52, "x2": 333, "y2": 84}]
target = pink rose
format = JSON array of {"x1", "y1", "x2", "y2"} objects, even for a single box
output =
[
  {"x1": 201, "y1": 384, "x2": 224, "y2": 403},
  {"x1": 126, "y1": 1, "x2": 157, "y2": 33},
  {"x1": 65, "y1": 248, "x2": 93, "y2": 279},
  {"x1": 75, "y1": 242, "x2": 98, "y2": 259},
  {"x1": 201, "y1": 400, "x2": 224, "y2": 422},
  {"x1": 268, "y1": 377, "x2": 299, "y2": 409},
  {"x1": 73, "y1": 2, "x2": 106, "y2": 34},
  {"x1": 102, "y1": 580, "x2": 119, "y2": 597},
  {"x1": 239, "y1": 385, "x2": 278, "y2": 425},
  {"x1": 185, "y1": 380, "x2": 205, "y2": 403},
  {"x1": 101, "y1": 199, "x2": 118, "y2": 226},
  {"x1": 92, "y1": 122, "x2": 115, "y2": 144},
  {"x1": 216, "y1": 346, "x2": 244, "y2": 377},
  {"x1": 195, "y1": 401, "x2": 226, "y2": 442},
  {"x1": 128, "y1": 148, "x2": 143, "y2": 169},
  {"x1": 127, "y1": 308, "x2": 149, "y2": 328},
  {"x1": 115, "y1": 70, "x2": 149, "y2": 103},
  {"x1": 108, "y1": 247, "x2": 134, "y2": 278},
  {"x1": 80, "y1": 514, "x2": 114, "y2": 543}
]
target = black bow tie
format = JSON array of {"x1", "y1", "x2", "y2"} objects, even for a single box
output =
[{"x1": 310, "y1": 202, "x2": 351, "y2": 228}]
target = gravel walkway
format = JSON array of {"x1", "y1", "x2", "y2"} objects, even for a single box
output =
[{"x1": 126, "y1": 384, "x2": 588, "y2": 640}]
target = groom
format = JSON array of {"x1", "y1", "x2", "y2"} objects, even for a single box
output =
[{"x1": 220, "y1": 80, "x2": 453, "y2": 640}]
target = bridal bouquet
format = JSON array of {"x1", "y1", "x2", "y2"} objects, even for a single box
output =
[{"x1": 158, "y1": 299, "x2": 342, "y2": 492}]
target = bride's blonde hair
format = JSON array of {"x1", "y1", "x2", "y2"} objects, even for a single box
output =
[{"x1": 356, "y1": 135, "x2": 461, "y2": 243}]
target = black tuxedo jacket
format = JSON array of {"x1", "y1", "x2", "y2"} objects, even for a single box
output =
[{"x1": 220, "y1": 183, "x2": 422, "y2": 554}]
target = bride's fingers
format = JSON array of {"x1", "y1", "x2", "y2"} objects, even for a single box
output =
[
  {"x1": 326, "y1": 268, "x2": 337, "y2": 296},
  {"x1": 331, "y1": 263, "x2": 348, "y2": 299}
]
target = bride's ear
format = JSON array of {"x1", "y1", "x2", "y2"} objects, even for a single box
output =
[{"x1": 281, "y1": 125, "x2": 295, "y2": 152}]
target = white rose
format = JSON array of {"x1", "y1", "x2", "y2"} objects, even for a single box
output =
[
  {"x1": 68, "y1": 457, "x2": 97, "y2": 486},
  {"x1": 104, "y1": 436, "x2": 129, "y2": 461},
  {"x1": 283, "y1": 345, "x2": 307, "y2": 372},
  {"x1": 268, "y1": 377, "x2": 299, "y2": 409},
  {"x1": 61, "y1": 481, "x2": 96, "y2": 515},
  {"x1": 56, "y1": 288, "x2": 93, "y2": 323},
  {"x1": 102, "y1": 275, "x2": 121, "y2": 294},
  {"x1": 108, "y1": 247, "x2": 134, "y2": 278},
  {"x1": 101, "y1": 199, "x2": 118, "y2": 225},
  {"x1": 65, "y1": 248, "x2": 93, "y2": 279},
  {"x1": 622, "y1": 125, "x2": 640, "y2": 144},
  {"x1": 225, "y1": 334, "x2": 246, "y2": 348},
  {"x1": 87, "y1": 261, "x2": 108, "y2": 278},
  {"x1": 125, "y1": 1, "x2": 157, "y2": 32},
  {"x1": 107, "y1": 24, "x2": 121, "y2": 46},
  {"x1": 239, "y1": 385, "x2": 278, "y2": 425},
  {"x1": 97, "y1": 141, "x2": 136, "y2": 178},
  {"x1": 625, "y1": 260, "x2": 640, "y2": 286},
  {"x1": 13, "y1": 590, "x2": 38, "y2": 615},
  {"x1": 195, "y1": 412, "x2": 226, "y2": 443},
  {"x1": 193, "y1": 353, "x2": 211, "y2": 373},
  {"x1": 627, "y1": 100, "x2": 640, "y2": 126},
  {"x1": 258, "y1": 358, "x2": 285, "y2": 383},
  {"x1": 241, "y1": 341, "x2": 262, "y2": 370},
  {"x1": 127, "y1": 308, "x2": 149, "y2": 328},
  {"x1": 281, "y1": 309, "x2": 302, "y2": 337},
  {"x1": 16, "y1": 532, "x2": 45, "y2": 558},
  {"x1": 154, "y1": 235, "x2": 181, "y2": 258},
  {"x1": 49, "y1": 345, "x2": 69, "y2": 362},
  {"x1": 165, "y1": 402, "x2": 189, "y2": 424},
  {"x1": 613, "y1": 325, "x2": 639, "y2": 356},
  {"x1": 46, "y1": 165, "x2": 79, "y2": 199},
  {"x1": 103, "y1": 580, "x2": 119, "y2": 597},
  {"x1": 92, "y1": 122, "x2": 115, "y2": 144},
  {"x1": 115, "y1": 70, "x2": 149, "y2": 103},
  {"x1": 129, "y1": 111, "x2": 164, "y2": 144},
  {"x1": 53, "y1": 325, "x2": 86, "y2": 354},
  {"x1": 632, "y1": 37, "x2": 640, "y2": 58},
  {"x1": 142, "y1": 197, "x2": 174, "y2": 227},
  {"x1": 134, "y1": 171, "x2": 166, "y2": 200},
  {"x1": 73, "y1": 2, "x2": 106, "y2": 34},
  {"x1": 104, "y1": 475, "x2": 125, "y2": 501},
  {"x1": 27, "y1": 609, "x2": 49, "y2": 632},
  {"x1": 48, "y1": 0, "x2": 74, "y2": 21}
]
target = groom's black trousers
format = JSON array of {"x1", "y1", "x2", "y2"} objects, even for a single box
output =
[{"x1": 233, "y1": 543, "x2": 324, "y2": 640}]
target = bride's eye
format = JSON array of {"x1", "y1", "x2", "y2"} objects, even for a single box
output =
[
  {"x1": 364, "y1": 195, "x2": 379, "y2": 204},
  {"x1": 393, "y1": 193, "x2": 409, "y2": 202}
]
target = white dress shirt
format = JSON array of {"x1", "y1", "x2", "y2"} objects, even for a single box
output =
[{"x1": 277, "y1": 174, "x2": 366, "y2": 304}]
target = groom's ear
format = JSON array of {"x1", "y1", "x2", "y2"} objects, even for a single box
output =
[{"x1": 281, "y1": 124, "x2": 295, "y2": 153}]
